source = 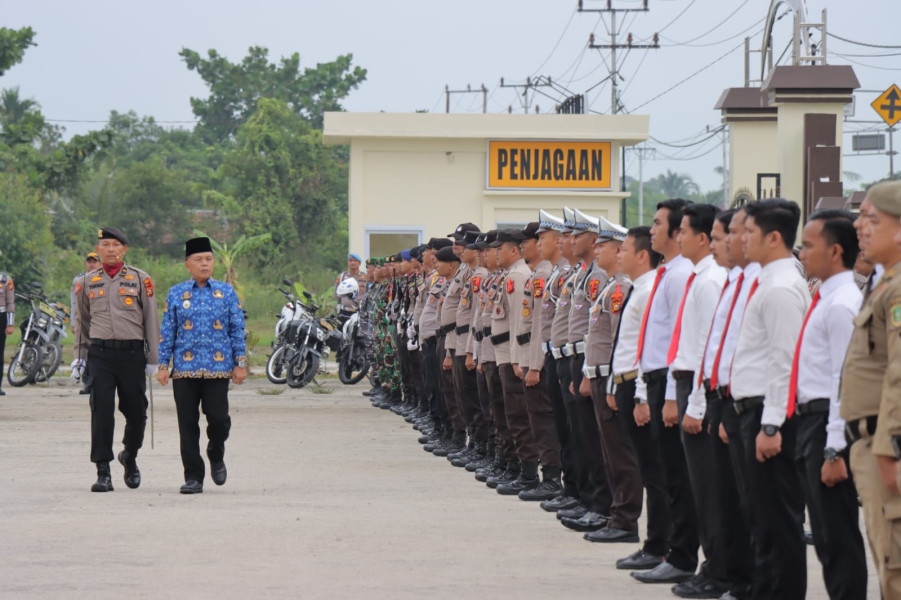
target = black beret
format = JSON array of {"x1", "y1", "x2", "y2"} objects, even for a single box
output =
[
  {"x1": 435, "y1": 246, "x2": 461, "y2": 263},
  {"x1": 98, "y1": 227, "x2": 129, "y2": 246},
  {"x1": 185, "y1": 236, "x2": 213, "y2": 258},
  {"x1": 427, "y1": 237, "x2": 454, "y2": 250}
]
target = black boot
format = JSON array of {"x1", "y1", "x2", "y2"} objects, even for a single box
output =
[
  {"x1": 487, "y1": 459, "x2": 520, "y2": 489},
  {"x1": 465, "y1": 441, "x2": 492, "y2": 471},
  {"x1": 91, "y1": 461, "x2": 114, "y2": 492},
  {"x1": 497, "y1": 461, "x2": 540, "y2": 495},
  {"x1": 519, "y1": 465, "x2": 563, "y2": 501},
  {"x1": 117, "y1": 449, "x2": 141, "y2": 489}
]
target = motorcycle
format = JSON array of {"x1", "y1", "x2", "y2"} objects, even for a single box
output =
[
  {"x1": 336, "y1": 311, "x2": 370, "y2": 385},
  {"x1": 7, "y1": 283, "x2": 69, "y2": 387},
  {"x1": 265, "y1": 279, "x2": 313, "y2": 385}
]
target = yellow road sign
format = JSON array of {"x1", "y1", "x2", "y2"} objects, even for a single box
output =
[{"x1": 872, "y1": 84, "x2": 901, "y2": 127}]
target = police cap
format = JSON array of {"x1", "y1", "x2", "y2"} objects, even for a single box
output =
[
  {"x1": 435, "y1": 246, "x2": 461, "y2": 263},
  {"x1": 98, "y1": 227, "x2": 129, "y2": 246},
  {"x1": 868, "y1": 180, "x2": 901, "y2": 217}
]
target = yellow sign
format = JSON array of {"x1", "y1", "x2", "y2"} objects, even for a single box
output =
[
  {"x1": 487, "y1": 140, "x2": 612, "y2": 190},
  {"x1": 871, "y1": 84, "x2": 901, "y2": 127}
]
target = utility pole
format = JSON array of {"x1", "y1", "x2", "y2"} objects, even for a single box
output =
[
  {"x1": 445, "y1": 84, "x2": 488, "y2": 114},
  {"x1": 499, "y1": 76, "x2": 553, "y2": 114},
  {"x1": 580, "y1": 0, "x2": 659, "y2": 114},
  {"x1": 722, "y1": 126, "x2": 729, "y2": 207}
]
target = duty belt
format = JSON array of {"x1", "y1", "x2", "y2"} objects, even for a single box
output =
[
  {"x1": 455, "y1": 324, "x2": 469, "y2": 335},
  {"x1": 561, "y1": 341, "x2": 586, "y2": 357},
  {"x1": 473, "y1": 328, "x2": 484, "y2": 342},
  {"x1": 551, "y1": 347, "x2": 563, "y2": 360},
  {"x1": 612, "y1": 370, "x2": 638, "y2": 385},
  {"x1": 482, "y1": 326, "x2": 492, "y2": 337},
  {"x1": 540, "y1": 341, "x2": 552, "y2": 354},
  {"x1": 515, "y1": 332, "x2": 531, "y2": 346},
  {"x1": 733, "y1": 396, "x2": 764, "y2": 415},
  {"x1": 671, "y1": 370, "x2": 694, "y2": 381},
  {"x1": 582, "y1": 364, "x2": 611, "y2": 380},
  {"x1": 845, "y1": 415, "x2": 878, "y2": 445},
  {"x1": 91, "y1": 339, "x2": 144, "y2": 351},
  {"x1": 438, "y1": 323, "x2": 456, "y2": 335},
  {"x1": 795, "y1": 398, "x2": 829, "y2": 416},
  {"x1": 490, "y1": 331, "x2": 510, "y2": 346}
]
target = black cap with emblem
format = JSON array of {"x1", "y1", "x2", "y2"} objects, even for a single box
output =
[
  {"x1": 427, "y1": 237, "x2": 454, "y2": 250},
  {"x1": 98, "y1": 227, "x2": 129, "y2": 246},
  {"x1": 435, "y1": 246, "x2": 461, "y2": 262},
  {"x1": 489, "y1": 229, "x2": 526, "y2": 248},
  {"x1": 185, "y1": 237, "x2": 214, "y2": 259},
  {"x1": 448, "y1": 222, "x2": 481, "y2": 241}
]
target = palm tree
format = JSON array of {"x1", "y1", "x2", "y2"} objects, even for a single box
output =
[
  {"x1": 0, "y1": 87, "x2": 37, "y2": 127},
  {"x1": 649, "y1": 169, "x2": 701, "y2": 199},
  {"x1": 192, "y1": 229, "x2": 271, "y2": 297}
]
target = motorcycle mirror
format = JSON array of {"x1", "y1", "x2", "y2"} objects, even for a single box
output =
[
  {"x1": 303, "y1": 291, "x2": 313, "y2": 300},
  {"x1": 282, "y1": 278, "x2": 293, "y2": 287}
]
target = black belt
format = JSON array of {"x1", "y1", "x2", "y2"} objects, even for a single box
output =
[
  {"x1": 482, "y1": 326, "x2": 492, "y2": 337},
  {"x1": 515, "y1": 332, "x2": 531, "y2": 346},
  {"x1": 438, "y1": 323, "x2": 456, "y2": 335},
  {"x1": 845, "y1": 416, "x2": 878, "y2": 445},
  {"x1": 641, "y1": 368, "x2": 668, "y2": 384},
  {"x1": 795, "y1": 398, "x2": 829, "y2": 416},
  {"x1": 490, "y1": 331, "x2": 510, "y2": 346},
  {"x1": 733, "y1": 396, "x2": 764, "y2": 415},
  {"x1": 91, "y1": 339, "x2": 144, "y2": 351},
  {"x1": 671, "y1": 370, "x2": 694, "y2": 381},
  {"x1": 473, "y1": 330, "x2": 484, "y2": 342},
  {"x1": 455, "y1": 324, "x2": 469, "y2": 335}
]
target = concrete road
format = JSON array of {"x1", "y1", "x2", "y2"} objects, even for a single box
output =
[{"x1": 0, "y1": 374, "x2": 880, "y2": 599}]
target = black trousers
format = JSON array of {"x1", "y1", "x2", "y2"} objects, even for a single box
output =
[
  {"x1": 88, "y1": 344, "x2": 147, "y2": 463},
  {"x1": 545, "y1": 353, "x2": 578, "y2": 498},
  {"x1": 453, "y1": 355, "x2": 484, "y2": 441},
  {"x1": 615, "y1": 378, "x2": 671, "y2": 557},
  {"x1": 647, "y1": 374, "x2": 699, "y2": 573},
  {"x1": 738, "y1": 404, "x2": 806, "y2": 600},
  {"x1": 523, "y1": 367, "x2": 562, "y2": 469},
  {"x1": 795, "y1": 411, "x2": 868, "y2": 600},
  {"x1": 0, "y1": 326, "x2": 6, "y2": 386},
  {"x1": 437, "y1": 338, "x2": 464, "y2": 432},
  {"x1": 407, "y1": 343, "x2": 427, "y2": 410},
  {"x1": 483, "y1": 361, "x2": 513, "y2": 460},
  {"x1": 568, "y1": 355, "x2": 612, "y2": 515},
  {"x1": 475, "y1": 368, "x2": 494, "y2": 445},
  {"x1": 173, "y1": 378, "x2": 231, "y2": 483},
  {"x1": 420, "y1": 337, "x2": 447, "y2": 427}
]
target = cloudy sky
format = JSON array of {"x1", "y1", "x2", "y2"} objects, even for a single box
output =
[{"x1": 3, "y1": 0, "x2": 897, "y2": 194}]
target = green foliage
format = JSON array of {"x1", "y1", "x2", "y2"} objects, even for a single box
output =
[
  {"x1": 0, "y1": 172, "x2": 53, "y2": 283},
  {"x1": 0, "y1": 27, "x2": 36, "y2": 77},
  {"x1": 180, "y1": 45, "x2": 367, "y2": 141}
]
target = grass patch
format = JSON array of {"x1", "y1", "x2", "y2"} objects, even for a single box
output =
[
  {"x1": 309, "y1": 384, "x2": 333, "y2": 395},
  {"x1": 257, "y1": 387, "x2": 285, "y2": 396}
]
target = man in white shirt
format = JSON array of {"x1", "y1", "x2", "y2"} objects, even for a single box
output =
[
  {"x1": 795, "y1": 210, "x2": 868, "y2": 600},
  {"x1": 633, "y1": 199, "x2": 699, "y2": 585},
  {"x1": 730, "y1": 199, "x2": 810, "y2": 600},
  {"x1": 668, "y1": 203, "x2": 729, "y2": 598}
]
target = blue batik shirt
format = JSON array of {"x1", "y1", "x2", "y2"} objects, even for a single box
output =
[{"x1": 158, "y1": 278, "x2": 246, "y2": 378}]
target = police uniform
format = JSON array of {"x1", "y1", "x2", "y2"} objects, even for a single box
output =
[
  {"x1": 438, "y1": 251, "x2": 467, "y2": 442},
  {"x1": 74, "y1": 227, "x2": 159, "y2": 492},
  {"x1": 0, "y1": 271, "x2": 14, "y2": 395},
  {"x1": 466, "y1": 249, "x2": 494, "y2": 468}
]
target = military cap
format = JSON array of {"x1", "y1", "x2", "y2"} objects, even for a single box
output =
[
  {"x1": 185, "y1": 236, "x2": 213, "y2": 258},
  {"x1": 409, "y1": 246, "x2": 426, "y2": 262},
  {"x1": 427, "y1": 237, "x2": 454, "y2": 250},
  {"x1": 522, "y1": 222, "x2": 540, "y2": 240},
  {"x1": 562, "y1": 207, "x2": 576, "y2": 233},
  {"x1": 595, "y1": 215, "x2": 628, "y2": 243},
  {"x1": 572, "y1": 208, "x2": 599, "y2": 234},
  {"x1": 489, "y1": 228, "x2": 526, "y2": 248},
  {"x1": 536, "y1": 209, "x2": 566, "y2": 233},
  {"x1": 85, "y1": 251, "x2": 100, "y2": 261},
  {"x1": 365, "y1": 258, "x2": 374, "y2": 267},
  {"x1": 435, "y1": 246, "x2": 461, "y2": 262},
  {"x1": 348, "y1": 252, "x2": 362, "y2": 262},
  {"x1": 867, "y1": 180, "x2": 901, "y2": 217},
  {"x1": 448, "y1": 222, "x2": 481, "y2": 241},
  {"x1": 400, "y1": 249, "x2": 412, "y2": 261},
  {"x1": 98, "y1": 226, "x2": 129, "y2": 245},
  {"x1": 462, "y1": 230, "x2": 482, "y2": 250}
]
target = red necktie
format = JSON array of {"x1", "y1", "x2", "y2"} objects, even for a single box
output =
[
  {"x1": 667, "y1": 272, "x2": 697, "y2": 364},
  {"x1": 635, "y1": 266, "x2": 666, "y2": 365},
  {"x1": 709, "y1": 273, "x2": 744, "y2": 389},
  {"x1": 787, "y1": 290, "x2": 820, "y2": 418},
  {"x1": 698, "y1": 278, "x2": 733, "y2": 387},
  {"x1": 725, "y1": 275, "x2": 759, "y2": 395}
]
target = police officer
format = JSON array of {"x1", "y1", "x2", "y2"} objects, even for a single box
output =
[
  {"x1": 71, "y1": 251, "x2": 101, "y2": 395},
  {"x1": 156, "y1": 237, "x2": 247, "y2": 494},
  {"x1": 0, "y1": 268, "x2": 14, "y2": 396},
  {"x1": 841, "y1": 179, "x2": 901, "y2": 599},
  {"x1": 74, "y1": 227, "x2": 159, "y2": 492}
]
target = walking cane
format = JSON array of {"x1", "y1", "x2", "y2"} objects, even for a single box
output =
[{"x1": 148, "y1": 374, "x2": 155, "y2": 449}]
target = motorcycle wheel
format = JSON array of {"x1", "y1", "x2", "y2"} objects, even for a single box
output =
[
  {"x1": 265, "y1": 345, "x2": 288, "y2": 385},
  {"x1": 286, "y1": 351, "x2": 320, "y2": 389},
  {"x1": 7, "y1": 343, "x2": 44, "y2": 387},
  {"x1": 338, "y1": 343, "x2": 370, "y2": 385},
  {"x1": 34, "y1": 342, "x2": 62, "y2": 383}
]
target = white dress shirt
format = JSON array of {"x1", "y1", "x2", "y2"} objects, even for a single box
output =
[
  {"x1": 731, "y1": 257, "x2": 811, "y2": 428},
  {"x1": 612, "y1": 269, "x2": 655, "y2": 401},
  {"x1": 796, "y1": 270, "x2": 861, "y2": 450},
  {"x1": 639, "y1": 254, "x2": 692, "y2": 400},
  {"x1": 718, "y1": 262, "x2": 761, "y2": 386}
]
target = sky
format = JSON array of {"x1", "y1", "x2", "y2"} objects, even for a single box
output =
[{"x1": 3, "y1": 0, "x2": 898, "y2": 195}]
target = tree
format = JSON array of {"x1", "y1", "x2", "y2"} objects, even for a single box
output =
[
  {"x1": 0, "y1": 172, "x2": 53, "y2": 284},
  {"x1": 648, "y1": 169, "x2": 701, "y2": 199},
  {"x1": 193, "y1": 229, "x2": 271, "y2": 298},
  {"x1": 180, "y1": 45, "x2": 367, "y2": 141},
  {"x1": 0, "y1": 27, "x2": 36, "y2": 77},
  {"x1": 0, "y1": 87, "x2": 64, "y2": 150}
]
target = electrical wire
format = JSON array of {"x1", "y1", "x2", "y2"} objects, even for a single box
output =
[
  {"x1": 650, "y1": 125, "x2": 725, "y2": 148},
  {"x1": 663, "y1": 0, "x2": 752, "y2": 46},
  {"x1": 656, "y1": 139, "x2": 722, "y2": 161},
  {"x1": 656, "y1": 0, "x2": 699, "y2": 35},
  {"x1": 827, "y1": 32, "x2": 901, "y2": 50},
  {"x1": 832, "y1": 53, "x2": 901, "y2": 72},
  {"x1": 530, "y1": 7, "x2": 579, "y2": 77},
  {"x1": 661, "y1": 16, "x2": 765, "y2": 48}
]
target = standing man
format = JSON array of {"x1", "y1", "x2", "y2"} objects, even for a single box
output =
[
  {"x1": 841, "y1": 179, "x2": 901, "y2": 599},
  {"x1": 74, "y1": 227, "x2": 159, "y2": 492},
  {"x1": 156, "y1": 237, "x2": 247, "y2": 494},
  {"x1": 0, "y1": 267, "x2": 14, "y2": 396},
  {"x1": 794, "y1": 210, "x2": 867, "y2": 599},
  {"x1": 71, "y1": 251, "x2": 101, "y2": 395},
  {"x1": 336, "y1": 252, "x2": 367, "y2": 298},
  {"x1": 731, "y1": 199, "x2": 810, "y2": 599}
]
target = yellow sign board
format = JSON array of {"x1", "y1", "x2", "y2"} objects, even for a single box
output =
[
  {"x1": 871, "y1": 84, "x2": 901, "y2": 127},
  {"x1": 487, "y1": 140, "x2": 612, "y2": 190}
]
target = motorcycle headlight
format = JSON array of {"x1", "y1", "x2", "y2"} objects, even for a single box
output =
[
  {"x1": 316, "y1": 328, "x2": 328, "y2": 342},
  {"x1": 36, "y1": 317, "x2": 48, "y2": 328}
]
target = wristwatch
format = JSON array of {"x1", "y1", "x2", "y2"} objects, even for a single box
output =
[
  {"x1": 236, "y1": 360, "x2": 247, "y2": 368},
  {"x1": 891, "y1": 435, "x2": 901, "y2": 460},
  {"x1": 761, "y1": 424, "x2": 779, "y2": 437},
  {"x1": 823, "y1": 447, "x2": 840, "y2": 462}
]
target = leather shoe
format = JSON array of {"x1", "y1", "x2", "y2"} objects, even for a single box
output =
[
  {"x1": 671, "y1": 574, "x2": 729, "y2": 599},
  {"x1": 584, "y1": 526, "x2": 639, "y2": 543},
  {"x1": 180, "y1": 480, "x2": 203, "y2": 494},
  {"x1": 519, "y1": 478, "x2": 562, "y2": 502},
  {"x1": 616, "y1": 549, "x2": 663, "y2": 570},
  {"x1": 561, "y1": 511, "x2": 608, "y2": 532},
  {"x1": 79, "y1": 386, "x2": 91, "y2": 395},
  {"x1": 540, "y1": 494, "x2": 579, "y2": 512},
  {"x1": 556, "y1": 505, "x2": 588, "y2": 521},
  {"x1": 117, "y1": 450, "x2": 141, "y2": 489},
  {"x1": 211, "y1": 461, "x2": 227, "y2": 486},
  {"x1": 0, "y1": 389, "x2": 5, "y2": 396},
  {"x1": 631, "y1": 562, "x2": 694, "y2": 584}
]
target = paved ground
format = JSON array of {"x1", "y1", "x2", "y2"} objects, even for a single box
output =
[{"x1": 0, "y1": 371, "x2": 881, "y2": 599}]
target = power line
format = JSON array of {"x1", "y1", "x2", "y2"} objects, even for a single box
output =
[
  {"x1": 656, "y1": 0, "x2": 699, "y2": 35},
  {"x1": 832, "y1": 53, "x2": 901, "y2": 72},
  {"x1": 827, "y1": 32, "x2": 901, "y2": 50},
  {"x1": 663, "y1": 0, "x2": 752, "y2": 46},
  {"x1": 661, "y1": 16, "x2": 765, "y2": 48},
  {"x1": 650, "y1": 125, "x2": 725, "y2": 148},
  {"x1": 530, "y1": 7, "x2": 580, "y2": 77}
]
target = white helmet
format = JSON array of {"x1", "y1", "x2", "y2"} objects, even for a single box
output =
[{"x1": 336, "y1": 278, "x2": 359, "y2": 299}]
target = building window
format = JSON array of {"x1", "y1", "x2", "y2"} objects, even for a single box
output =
[{"x1": 365, "y1": 226, "x2": 424, "y2": 259}]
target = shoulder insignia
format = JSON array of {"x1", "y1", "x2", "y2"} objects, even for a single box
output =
[
  {"x1": 533, "y1": 278, "x2": 545, "y2": 299},
  {"x1": 611, "y1": 285, "x2": 624, "y2": 314},
  {"x1": 507, "y1": 279, "x2": 515, "y2": 294},
  {"x1": 143, "y1": 277, "x2": 154, "y2": 297},
  {"x1": 589, "y1": 279, "x2": 601, "y2": 301},
  {"x1": 73, "y1": 281, "x2": 82, "y2": 295},
  {"x1": 892, "y1": 303, "x2": 901, "y2": 328}
]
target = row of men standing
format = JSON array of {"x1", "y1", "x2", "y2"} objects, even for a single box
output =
[{"x1": 360, "y1": 181, "x2": 901, "y2": 600}]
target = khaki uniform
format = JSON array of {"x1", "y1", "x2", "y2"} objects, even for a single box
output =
[
  {"x1": 841, "y1": 261, "x2": 901, "y2": 599},
  {"x1": 0, "y1": 272, "x2": 14, "y2": 323}
]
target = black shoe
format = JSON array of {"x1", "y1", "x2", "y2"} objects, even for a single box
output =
[
  {"x1": 211, "y1": 461, "x2": 227, "y2": 486},
  {"x1": 486, "y1": 466, "x2": 518, "y2": 489},
  {"x1": 91, "y1": 462, "x2": 114, "y2": 492},
  {"x1": 465, "y1": 455, "x2": 491, "y2": 472},
  {"x1": 561, "y1": 511, "x2": 608, "y2": 532},
  {"x1": 117, "y1": 450, "x2": 141, "y2": 489},
  {"x1": 631, "y1": 562, "x2": 694, "y2": 584},
  {"x1": 540, "y1": 494, "x2": 580, "y2": 512},
  {"x1": 475, "y1": 463, "x2": 502, "y2": 482},
  {"x1": 180, "y1": 480, "x2": 204, "y2": 494},
  {"x1": 0, "y1": 389, "x2": 5, "y2": 396},
  {"x1": 496, "y1": 476, "x2": 539, "y2": 496},
  {"x1": 671, "y1": 574, "x2": 730, "y2": 599},
  {"x1": 518, "y1": 478, "x2": 562, "y2": 502},
  {"x1": 556, "y1": 505, "x2": 588, "y2": 521},
  {"x1": 362, "y1": 387, "x2": 380, "y2": 397},
  {"x1": 79, "y1": 386, "x2": 91, "y2": 395},
  {"x1": 584, "y1": 526, "x2": 640, "y2": 543},
  {"x1": 616, "y1": 549, "x2": 663, "y2": 570}
]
